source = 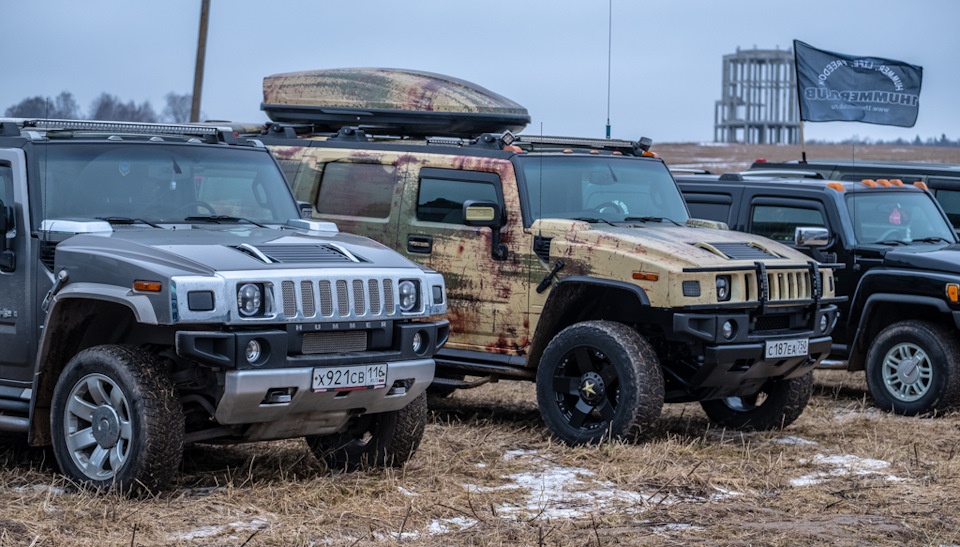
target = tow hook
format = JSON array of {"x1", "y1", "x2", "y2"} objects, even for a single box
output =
[{"x1": 41, "y1": 269, "x2": 68, "y2": 312}]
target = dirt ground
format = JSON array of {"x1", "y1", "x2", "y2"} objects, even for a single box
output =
[{"x1": 3, "y1": 143, "x2": 960, "y2": 546}]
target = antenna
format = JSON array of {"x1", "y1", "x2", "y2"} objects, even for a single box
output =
[{"x1": 605, "y1": 0, "x2": 612, "y2": 139}]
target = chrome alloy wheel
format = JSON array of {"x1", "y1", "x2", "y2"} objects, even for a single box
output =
[
  {"x1": 881, "y1": 342, "x2": 932, "y2": 403},
  {"x1": 63, "y1": 373, "x2": 133, "y2": 481}
]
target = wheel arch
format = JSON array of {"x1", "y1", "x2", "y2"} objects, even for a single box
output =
[
  {"x1": 848, "y1": 293, "x2": 954, "y2": 371},
  {"x1": 527, "y1": 277, "x2": 650, "y2": 369}
]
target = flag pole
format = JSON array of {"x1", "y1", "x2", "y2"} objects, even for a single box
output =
[
  {"x1": 792, "y1": 40, "x2": 807, "y2": 163},
  {"x1": 800, "y1": 120, "x2": 807, "y2": 163}
]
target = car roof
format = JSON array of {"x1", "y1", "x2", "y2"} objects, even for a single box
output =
[
  {"x1": 674, "y1": 172, "x2": 930, "y2": 194},
  {"x1": 750, "y1": 158, "x2": 960, "y2": 173}
]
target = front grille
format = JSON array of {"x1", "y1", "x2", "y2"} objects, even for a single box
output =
[
  {"x1": 302, "y1": 331, "x2": 367, "y2": 354},
  {"x1": 755, "y1": 314, "x2": 792, "y2": 331},
  {"x1": 766, "y1": 270, "x2": 810, "y2": 301},
  {"x1": 278, "y1": 277, "x2": 401, "y2": 320}
]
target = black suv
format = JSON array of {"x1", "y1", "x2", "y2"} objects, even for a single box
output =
[
  {"x1": 677, "y1": 172, "x2": 960, "y2": 415},
  {"x1": 747, "y1": 159, "x2": 960, "y2": 231}
]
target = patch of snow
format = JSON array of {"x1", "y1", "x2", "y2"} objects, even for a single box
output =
[
  {"x1": 652, "y1": 523, "x2": 705, "y2": 535},
  {"x1": 790, "y1": 453, "x2": 904, "y2": 486},
  {"x1": 398, "y1": 486, "x2": 419, "y2": 497},
  {"x1": 13, "y1": 484, "x2": 65, "y2": 495},
  {"x1": 168, "y1": 518, "x2": 268, "y2": 542},
  {"x1": 427, "y1": 516, "x2": 479, "y2": 534},
  {"x1": 772, "y1": 436, "x2": 819, "y2": 446}
]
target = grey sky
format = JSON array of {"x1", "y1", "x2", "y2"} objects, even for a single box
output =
[{"x1": 3, "y1": 0, "x2": 958, "y2": 144}]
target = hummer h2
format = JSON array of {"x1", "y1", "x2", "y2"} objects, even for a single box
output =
[{"x1": 0, "y1": 118, "x2": 448, "y2": 492}]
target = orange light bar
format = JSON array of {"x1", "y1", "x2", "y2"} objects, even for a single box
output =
[
  {"x1": 890, "y1": 179, "x2": 904, "y2": 186},
  {"x1": 861, "y1": 179, "x2": 877, "y2": 187},
  {"x1": 827, "y1": 182, "x2": 845, "y2": 192},
  {"x1": 914, "y1": 181, "x2": 929, "y2": 190},
  {"x1": 134, "y1": 280, "x2": 163, "y2": 292},
  {"x1": 633, "y1": 272, "x2": 659, "y2": 281},
  {"x1": 948, "y1": 283, "x2": 960, "y2": 303},
  {"x1": 876, "y1": 179, "x2": 891, "y2": 187}
]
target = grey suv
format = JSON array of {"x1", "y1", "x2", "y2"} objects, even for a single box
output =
[{"x1": 0, "y1": 118, "x2": 448, "y2": 492}]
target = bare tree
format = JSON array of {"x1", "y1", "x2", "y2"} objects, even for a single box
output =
[
  {"x1": 162, "y1": 92, "x2": 194, "y2": 123},
  {"x1": 5, "y1": 91, "x2": 81, "y2": 118},
  {"x1": 89, "y1": 93, "x2": 158, "y2": 122}
]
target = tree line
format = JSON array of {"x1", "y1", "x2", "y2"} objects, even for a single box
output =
[{"x1": 4, "y1": 91, "x2": 197, "y2": 123}]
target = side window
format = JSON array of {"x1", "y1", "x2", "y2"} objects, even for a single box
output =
[
  {"x1": 682, "y1": 192, "x2": 733, "y2": 224},
  {"x1": 931, "y1": 187, "x2": 960, "y2": 229},
  {"x1": 0, "y1": 164, "x2": 9, "y2": 203},
  {"x1": 750, "y1": 205, "x2": 825, "y2": 242},
  {"x1": 316, "y1": 163, "x2": 397, "y2": 218},
  {"x1": 417, "y1": 177, "x2": 499, "y2": 224}
]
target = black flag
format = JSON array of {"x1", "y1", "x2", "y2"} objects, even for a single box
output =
[{"x1": 794, "y1": 40, "x2": 922, "y2": 127}]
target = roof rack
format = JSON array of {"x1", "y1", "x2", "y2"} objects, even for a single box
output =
[
  {"x1": 2, "y1": 118, "x2": 241, "y2": 144},
  {"x1": 508, "y1": 134, "x2": 653, "y2": 156}
]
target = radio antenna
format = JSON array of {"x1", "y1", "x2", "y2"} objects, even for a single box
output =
[{"x1": 605, "y1": 0, "x2": 612, "y2": 139}]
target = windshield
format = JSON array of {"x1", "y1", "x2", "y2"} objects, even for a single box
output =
[
  {"x1": 38, "y1": 143, "x2": 300, "y2": 225},
  {"x1": 518, "y1": 155, "x2": 689, "y2": 225},
  {"x1": 845, "y1": 191, "x2": 956, "y2": 244}
]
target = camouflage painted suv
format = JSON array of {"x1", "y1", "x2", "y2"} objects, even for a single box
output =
[
  {"x1": 0, "y1": 118, "x2": 447, "y2": 492},
  {"x1": 253, "y1": 68, "x2": 842, "y2": 445}
]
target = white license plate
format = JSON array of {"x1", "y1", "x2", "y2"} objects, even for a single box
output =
[
  {"x1": 312, "y1": 364, "x2": 387, "y2": 392},
  {"x1": 765, "y1": 338, "x2": 809, "y2": 359}
]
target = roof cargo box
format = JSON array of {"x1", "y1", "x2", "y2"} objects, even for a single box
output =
[{"x1": 261, "y1": 68, "x2": 530, "y2": 137}]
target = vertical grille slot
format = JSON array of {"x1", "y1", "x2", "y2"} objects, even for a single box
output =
[
  {"x1": 353, "y1": 279, "x2": 365, "y2": 315},
  {"x1": 318, "y1": 280, "x2": 333, "y2": 316},
  {"x1": 336, "y1": 280, "x2": 349, "y2": 316},
  {"x1": 368, "y1": 279, "x2": 381, "y2": 315},
  {"x1": 301, "y1": 281, "x2": 316, "y2": 317},
  {"x1": 282, "y1": 281, "x2": 296, "y2": 317},
  {"x1": 384, "y1": 279, "x2": 395, "y2": 314}
]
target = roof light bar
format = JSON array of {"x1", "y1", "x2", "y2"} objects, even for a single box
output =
[
  {"x1": 515, "y1": 135, "x2": 639, "y2": 149},
  {"x1": 27, "y1": 119, "x2": 222, "y2": 136}
]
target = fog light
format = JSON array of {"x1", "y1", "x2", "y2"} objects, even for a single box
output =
[
  {"x1": 412, "y1": 331, "x2": 426, "y2": 355},
  {"x1": 819, "y1": 314, "x2": 828, "y2": 333},
  {"x1": 245, "y1": 339, "x2": 262, "y2": 364},
  {"x1": 722, "y1": 320, "x2": 735, "y2": 340}
]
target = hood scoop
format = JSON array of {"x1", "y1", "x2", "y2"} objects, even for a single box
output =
[
  {"x1": 233, "y1": 243, "x2": 360, "y2": 264},
  {"x1": 694, "y1": 242, "x2": 782, "y2": 260}
]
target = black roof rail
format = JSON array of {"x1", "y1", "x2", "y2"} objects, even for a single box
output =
[{"x1": 509, "y1": 134, "x2": 653, "y2": 156}]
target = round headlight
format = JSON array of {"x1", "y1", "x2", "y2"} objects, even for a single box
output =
[
  {"x1": 716, "y1": 276, "x2": 730, "y2": 301},
  {"x1": 238, "y1": 283, "x2": 263, "y2": 316},
  {"x1": 398, "y1": 280, "x2": 418, "y2": 312},
  {"x1": 722, "y1": 320, "x2": 735, "y2": 340},
  {"x1": 819, "y1": 314, "x2": 829, "y2": 333},
  {"x1": 245, "y1": 339, "x2": 262, "y2": 364}
]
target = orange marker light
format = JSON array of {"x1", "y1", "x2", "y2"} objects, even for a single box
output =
[
  {"x1": 589, "y1": 150, "x2": 600, "y2": 154},
  {"x1": 914, "y1": 181, "x2": 929, "y2": 190},
  {"x1": 642, "y1": 151, "x2": 660, "y2": 158},
  {"x1": 562, "y1": 149, "x2": 573, "y2": 154},
  {"x1": 947, "y1": 283, "x2": 960, "y2": 303},
  {"x1": 633, "y1": 272, "x2": 659, "y2": 281},
  {"x1": 827, "y1": 182, "x2": 845, "y2": 192},
  {"x1": 503, "y1": 145, "x2": 523, "y2": 153},
  {"x1": 876, "y1": 179, "x2": 891, "y2": 187},
  {"x1": 890, "y1": 179, "x2": 904, "y2": 186},
  {"x1": 861, "y1": 180, "x2": 877, "y2": 187},
  {"x1": 134, "y1": 280, "x2": 162, "y2": 292}
]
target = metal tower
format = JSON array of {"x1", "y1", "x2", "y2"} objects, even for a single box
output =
[{"x1": 714, "y1": 47, "x2": 799, "y2": 144}]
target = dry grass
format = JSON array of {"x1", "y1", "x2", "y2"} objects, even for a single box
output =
[{"x1": 3, "y1": 370, "x2": 960, "y2": 546}]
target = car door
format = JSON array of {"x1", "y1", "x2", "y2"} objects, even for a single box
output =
[{"x1": 0, "y1": 150, "x2": 33, "y2": 386}]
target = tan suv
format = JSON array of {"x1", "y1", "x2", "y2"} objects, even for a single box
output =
[{"x1": 251, "y1": 68, "x2": 842, "y2": 445}]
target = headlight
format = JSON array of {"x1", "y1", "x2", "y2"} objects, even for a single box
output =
[
  {"x1": 398, "y1": 280, "x2": 419, "y2": 312},
  {"x1": 238, "y1": 283, "x2": 264, "y2": 316},
  {"x1": 716, "y1": 275, "x2": 731, "y2": 302}
]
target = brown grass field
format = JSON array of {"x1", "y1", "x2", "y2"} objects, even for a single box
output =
[{"x1": 2, "y1": 144, "x2": 960, "y2": 546}]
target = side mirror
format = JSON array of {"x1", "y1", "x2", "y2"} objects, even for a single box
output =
[
  {"x1": 297, "y1": 201, "x2": 313, "y2": 218},
  {"x1": 462, "y1": 200, "x2": 502, "y2": 227},
  {"x1": 795, "y1": 226, "x2": 830, "y2": 247},
  {"x1": 462, "y1": 200, "x2": 508, "y2": 260}
]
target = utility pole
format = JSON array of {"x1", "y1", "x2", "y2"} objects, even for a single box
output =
[{"x1": 190, "y1": 0, "x2": 210, "y2": 123}]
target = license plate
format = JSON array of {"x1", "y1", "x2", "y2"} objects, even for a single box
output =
[
  {"x1": 765, "y1": 338, "x2": 809, "y2": 359},
  {"x1": 312, "y1": 364, "x2": 387, "y2": 392}
]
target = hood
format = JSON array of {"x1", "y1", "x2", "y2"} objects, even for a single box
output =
[
  {"x1": 531, "y1": 218, "x2": 815, "y2": 272},
  {"x1": 53, "y1": 225, "x2": 422, "y2": 281},
  {"x1": 881, "y1": 244, "x2": 960, "y2": 275}
]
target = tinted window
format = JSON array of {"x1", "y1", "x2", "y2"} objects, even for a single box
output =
[
  {"x1": 687, "y1": 201, "x2": 731, "y2": 223},
  {"x1": 417, "y1": 178, "x2": 498, "y2": 224},
  {"x1": 932, "y1": 189, "x2": 960, "y2": 229},
  {"x1": 750, "y1": 205, "x2": 825, "y2": 242},
  {"x1": 316, "y1": 163, "x2": 397, "y2": 218},
  {"x1": 845, "y1": 192, "x2": 955, "y2": 244},
  {"x1": 0, "y1": 164, "x2": 9, "y2": 203}
]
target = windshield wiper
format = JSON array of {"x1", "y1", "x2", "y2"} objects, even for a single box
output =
[
  {"x1": 184, "y1": 215, "x2": 268, "y2": 228},
  {"x1": 570, "y1": 216, "x2": 616, "y2": 226},
  {"x1": 873, "y1": 239, "x2": 909, "y2": 246},
  {"x1": 623, "y1": 216, "x2": 683, "y2": 226},
  {"x1": 913, "y1": 236, "x2": 953, "y2": 244},
  {"x1": 96, "y1": 216, "x2": 163, "y2": 229}
]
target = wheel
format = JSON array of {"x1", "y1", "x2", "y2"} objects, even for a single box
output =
[
  {"x1": 307, "y1": 392, "x2": 427, "y2": 471},
  {"x1": 536, "y1": 321, "x2": 663, "y2": 446},
  {"x1": 699, "y1": 373, "x2": 813, "y2": 430},
  {"x1": 50, "y1": 345, "x2": 184, "y2": 493},
  {"x1": 173, "y1": 200, "x2": 216, "y2": 217},
  {"x1": 865, "y1": 320, "x2": 960, "y2": 415}
]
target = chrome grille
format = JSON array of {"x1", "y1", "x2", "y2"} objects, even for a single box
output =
[
  {"x1": 353, "y1": 279, "x2": 365, "y2": 315},
  {"x1": 764, "y1": 270, "x2": 811, "y2": 301},
  {"x1": 301, "y1": 281, "x2": 316, "y2": 317},
  {"x1": 368, "y1": 279, "x2": 381, "y2": 314},
  {"x1": 336, "y1": 280, "x2": 349, "y2": 316},
  {"x1": 384, "y1": 280, "x2": 395, "y2": 314},
  {"x1": 302, "y1": 331, "x2": 367, "y2": 354},
  {"x1": 282, "y1": 281, "x2": 296, "y2": 317},
  {"x1": 319, "y1": 281, "x2": 333, "y2": 316}
]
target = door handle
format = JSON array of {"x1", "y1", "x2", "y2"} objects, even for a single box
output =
[{"x1": 407, "y1": 235, "x2": 433, "y2": 254}]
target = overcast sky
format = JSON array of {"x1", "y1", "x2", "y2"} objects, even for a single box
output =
[{"x1": 3, "y1": 0, "x2": 958, "y2": 144}]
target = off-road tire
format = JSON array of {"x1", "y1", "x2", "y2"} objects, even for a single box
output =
[
  {"x1": 307, "y1": 391, "x2": 428, "y2": 471},
  {"x1": 536, "y1": 321, "x2": 664, "y2": 446},
  {"x1": 50, "y1": 345, "x2": 184, "y2": 494},
  {"x1": 865, "y1": 320, "x2": 960, "y2": 415},
  {"x1": 699, "y1": 373, "x2": 813, "y2": 430}
]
